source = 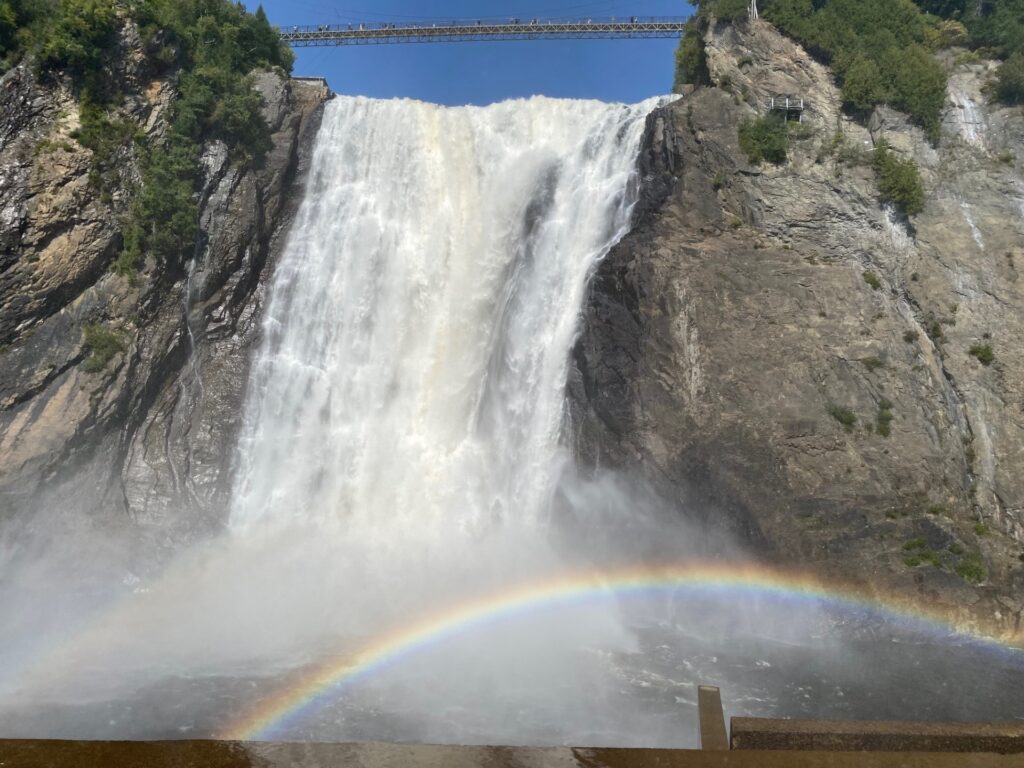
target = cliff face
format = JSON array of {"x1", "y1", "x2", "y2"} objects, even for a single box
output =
[
  {"x1": 569, "y1": 20, "x2": 1024, "y2": 636},
  {"x1": 0, "y1": 36, "x2": 329, "y2": 561}
]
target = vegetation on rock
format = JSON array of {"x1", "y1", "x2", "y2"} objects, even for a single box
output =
[
  {"x1": 863, "y1": 270, "x2": 882, "y2": 290},
  {"x1": 955, "y1": 552, "x2": 986, "y2": 583},
  {"x1": 995, "y1": 53, "x2": 1024, "y2": 105},
  {"x1": 873, "y1": 140, "x2": 925, "y2": 216},
  {"x1": 82, "y1": 323, "x2": 126, "y2": 372},
  {"x1": 738, "y1": 114, "x2": 788, "y2": 164},
  {"x1": 968, "y1": 343, "x2": 995, "y2": 366},
  {"x1": 1, "y1": 1, "x2": 293, "y2": 277},
  {"x1": 962, "y1": 0, "x2": 1024, "y2": 60},
  {"x1": 828, "y1": 404, "x2": 857, "y2": 431},
  {"x1": 674, "y1": 20, "x2": 709, "y2": 88},
  {"x1": 759, "y1": 0, "x2": 947, "y2": 141},
  {"x1": 876, "y1": 398, "x2": 894, "y2": 437}
]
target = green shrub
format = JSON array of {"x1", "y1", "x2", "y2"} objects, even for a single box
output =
[
  {"x1": 674, "y1": 21, "x2": 710, "y2": 88},
  {"x1": 955, "y1": 553, "x2": 986, "y2": 583},
  {"x1": 829, "y1": 404, "x2": 857, "y2": 431},
  {"x1": 863, "y1": 270, "x2": 882, "y2": 290},
  {"x1": 82, "y1": 323, "x2": 126, "y2": 373},
  {"x1": 873, "y1": 140, "x2": 925, "y2": 216},
  {"x1": 903, "y1": 541, "x2": 943, "y2": 567},
  {"x1": 701, "y1": 0, "x2": 752, "y2": 22},
  {"x1": 995, "y1": 53, "x2": 1024, "y2": 105},
  {"x1": 903, "y1": 330, "x2": 918, "y2": 343},
  {"x1": 967, "y1": 0, "x2": 1024, "y2": 60},
  {"x1": 876, "y1": 398, "x2": 894, "y2": 437},
  {"x1": 974, "y1": 522, "x2": 990, "y2": 536},
  {"x1": 923, "y1": 18, "x2": 968, "y2": 50},
  {"x1": 0, "y1": 0, "x2": 49, "y2": 70},
  {"x1": 738, "y1": 114, "x2": 788, "y2": 164},
  {"x1": 969, "y1": 343, "x2": 995, "y2": 365},
  {"x1": 72, "y1": 94, "x2": 142, "y2": 189},
  {"x1": 38, "y1": 0, "x2": 117, "y2": 88},
  {"x1": 861, "y1": 356, "x2": 884, "y2": 371}
]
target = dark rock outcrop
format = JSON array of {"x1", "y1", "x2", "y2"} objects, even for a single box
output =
[{"x1": 569, "y1": 20, "x2": 1024, "y2": 638}]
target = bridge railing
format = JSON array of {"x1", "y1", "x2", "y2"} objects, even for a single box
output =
[{"x1": 279, "y1": 17, "x2": 689, "y2": 46}]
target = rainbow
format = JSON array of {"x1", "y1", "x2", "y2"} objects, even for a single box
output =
[{"x1": 221, "y1": 562, "x2": 1023, "y2": 740}]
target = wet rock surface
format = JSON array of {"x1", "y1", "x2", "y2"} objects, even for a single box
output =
[{"x1": 569, "y1": 20, "x2": 1024, "y2": 636}]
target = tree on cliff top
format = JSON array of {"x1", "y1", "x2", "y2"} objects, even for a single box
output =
[
  {"x1": 1, "y1": 0, "x2": 295, "y2": 276},
  {"x1": 689, "y1": 0, "x2": 948, "y2": 141},
  {"x1": 759, "y1": 0, "x2": 947, "y2": 141}
]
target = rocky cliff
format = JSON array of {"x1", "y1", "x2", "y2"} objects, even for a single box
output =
[
  {"x1": 0, "y1": 33, "x2": 329, "y2": 563},
  {"x1": 569, "y1": 19, "x2": 1024, "y2": 637}
]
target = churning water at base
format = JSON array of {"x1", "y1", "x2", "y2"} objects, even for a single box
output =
[{"x1": 2, "y1": 95, "x2": 1024, "y2": 746}]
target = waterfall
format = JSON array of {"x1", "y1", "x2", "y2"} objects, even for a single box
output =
[{"x1": 229, "y1": 95, "x2": 661, "y2": 537}]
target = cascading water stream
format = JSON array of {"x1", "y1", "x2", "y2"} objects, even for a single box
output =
[{"x1": 230, "y1": 95, "x2": 660, "y2": 538}]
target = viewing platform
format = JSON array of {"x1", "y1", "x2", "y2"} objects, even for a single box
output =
[
  {"x1": 768, "y1": 95, "x2": 807, "y2": 122},
  {"x1": 278, "y1": 17, "x2": 688, "y2": 47}
]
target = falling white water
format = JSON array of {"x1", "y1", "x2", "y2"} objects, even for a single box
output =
[
  {"x1": 950, "y1": 87, "x2": 985, "y2": 147},
  {"x1": 230, "y1": 95, "x2": 662, "y2": 539},
  {"x1": 960, "y1": 200, "x2": 985, "y2": 251},
  {"x1": 883, "y1": 205, "x2": 913, "y2": 251}
]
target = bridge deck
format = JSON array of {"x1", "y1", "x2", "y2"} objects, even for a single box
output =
[{"x1": 280, "y1": 17, "x2": 688, "y2": 47}]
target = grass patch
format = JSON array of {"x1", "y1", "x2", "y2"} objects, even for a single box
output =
[
  {"x1": 861, "y1": 356, "x2": 884, "y2": 372},
  {"x1": 82, "y1": 323, "x2": 126, "y2": 373},
  {"x1": 974, "y1": 522, "x2": 990, "y2": 536},
  {"x1": 862, "y1": 270, "x2": 882, "y2": 290}
]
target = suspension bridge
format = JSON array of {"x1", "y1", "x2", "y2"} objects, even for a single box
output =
[{"x1": 278, "y1": 17, "x2": 689, "y2": 47}]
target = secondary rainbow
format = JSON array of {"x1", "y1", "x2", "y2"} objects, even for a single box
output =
[{"x1": 222, "y1": 562, "x2": 1023, "y2": 740}]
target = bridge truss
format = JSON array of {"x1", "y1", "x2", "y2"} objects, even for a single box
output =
[{"x1": 279, "y1": 17, "x2": 688, "y2": 47}]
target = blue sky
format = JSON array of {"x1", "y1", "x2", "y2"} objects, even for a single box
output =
[{"x1": 243, "y1": 1, "x2": 690, "y2": 105}]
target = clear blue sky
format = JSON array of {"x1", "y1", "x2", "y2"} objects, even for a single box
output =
[{"x1": 243, "y1": 1, "x2": 690, "y2": 105}]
